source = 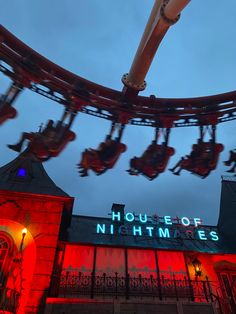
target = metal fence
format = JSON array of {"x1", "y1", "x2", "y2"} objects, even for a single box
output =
[
  {"x1": 50, "y1": 271, "x2": 214, "y2": 302},
  {"x1": 0, "y1": 286, "x2": 20, "y2": 313}
]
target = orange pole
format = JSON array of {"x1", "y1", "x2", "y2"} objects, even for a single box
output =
[{"x1": 122, "y1": 0, "x2": 190, "y2": 97}]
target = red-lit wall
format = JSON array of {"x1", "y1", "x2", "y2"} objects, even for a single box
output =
[
  {"x1": 185, "y1": 252, "x2": 236, "y2": 299},
  {"x1": 2, "y1": 186, "x2": 236, "y2": 312},
  {"x1": 96, "y1": 247, "x2": 125, "y2": 276},
  {"x1": 60, "y1": 244, "x2": 188, "y2": 279},
  {"x1": 186, "y1": 253, "x2": 236, "y2": 281},
  {"x1": 0, "y1": 190, "x2": 71, "y2": 314},
  {"x1": 62, "y1": 245, "x2": 94, "y2": 275},
  {"x1": 158, "y1": 250, "x2": 187, "y2": 279},
  {"x1": 60, "y1": 243, "x2": 236, "y2": 300},
  {"x1": 128, "y1": 249, "x2": 156, "y2": 277}
]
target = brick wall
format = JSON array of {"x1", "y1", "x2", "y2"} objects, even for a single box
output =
[
  {"x1": 0, "y1": 190, "x2": 71, "y2": 314},
  {"x1": 45, "y1": 298, "x2": 216, "y2": 314}
]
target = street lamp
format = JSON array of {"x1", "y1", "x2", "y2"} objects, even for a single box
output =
[
  {"x1": 21, "y1": 228, "x2": 27, "y2": 239},
  {"x1": 20, "y1": 228, "x2": 27, "y2": 252},
  {"x1": 192, "y1": 258, "x2": 202, "y2": 277},
  {"x1": 13, "y1": 228, "x2": 28, "y2": 263}
]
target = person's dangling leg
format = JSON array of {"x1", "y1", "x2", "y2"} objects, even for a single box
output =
[
  {"x1": 7, "y1": 132, "x2": 30, "y2": 152},
  {"x1": 224, "y1": 150, "x2": 234, "y2": 166},
  {"x1": 172, "y1": 167, "x2": 182, "y2": 176},
  {"x1": 227, "y1": 162, "x2": 236, "y2": 173},
  {"x1": 169, "y1": 158, "x2": 182, "y2": 172}
]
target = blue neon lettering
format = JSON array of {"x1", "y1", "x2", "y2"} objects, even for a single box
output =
[
  {"x1": 209, "y1": 231, "x2": 219, "y2": 241},
  {"x1": 181, "y1": 217, "x2": 190, "y2": 226},
  {"x1": 133, "y1": 226, "x2": 142, "y2": 236},
  {"x1": 146, "y1": 226, "x2": 154, "y2": 236},
  {"x1": 159, "y1": 228, "x2": 170, "y2": 238},
  {"x1": 125, "y1": 212, "x2": 135, "y2": 222},
  {"x1": 112, "y1": 211, "x2": 121, "y2": 221},
  {"x1": 96, "y1": 224, "x2": 106, "y2": 234},
  {"x1": 193, "y1": 218, "x2": 201, "y2": 227},
  {"x1": 198, "y1": 230, "x2": 207, "y2": 240},
  {"x1": 110, "y1": 224, "x2": 114, "y2": 235},
  {"x1": 139, "y1": 213, "x2": 148, "y2": 223},
  {"x1": 164, "y1": 216, "x2": 172, "y2": 225}
]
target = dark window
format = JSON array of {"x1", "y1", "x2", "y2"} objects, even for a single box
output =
[{"x1": 0, "y1": 235, "x2": 11, "y2": 285}]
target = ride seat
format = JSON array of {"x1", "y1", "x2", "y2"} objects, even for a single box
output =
[
  {"x1": 50, "y1": 130, "x2": 76, "y2": 157},
  {"x1": 102, "y1": 142, "x2": 127, "y2": 168},
  {"x1": 29, "y1": 139, "x2": 50, "y2": 161},
  {"x1": 0, "y1": 105, "x2": 17, "y2": 125}
]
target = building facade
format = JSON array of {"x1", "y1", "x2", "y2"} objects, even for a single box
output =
[{"x1": 0, "y1": 152, "x2": 236, "y2": 314}]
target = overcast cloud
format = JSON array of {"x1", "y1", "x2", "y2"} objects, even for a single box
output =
[{"x1": 0, "y1": 0, "x2": 236, "y2": 225}]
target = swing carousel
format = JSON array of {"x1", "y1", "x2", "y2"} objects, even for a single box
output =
[{"x1": 0, "y1": 0, "x2": 236, "y2": 180}]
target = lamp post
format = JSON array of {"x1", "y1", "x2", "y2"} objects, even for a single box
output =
[
  {"x1": 20, "y1": 228, "x2": 27, "y2": 252},
  {"x1": 13, "y1": 228, "x2": 28, "y2": 263},
  {"x1": 21, "y1": 228, "x2": 27, "y2": 238},
  {"x1": 192, "y1": 258, "x2": 202, "y2": 278}
]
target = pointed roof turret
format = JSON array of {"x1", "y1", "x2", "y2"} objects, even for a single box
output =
[{"x1": 0, "y1": 151, "x2": 69, "y2": 197}]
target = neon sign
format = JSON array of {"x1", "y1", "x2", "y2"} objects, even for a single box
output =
[{"x1": 96, "y1": 212, "x2": 219, "y2": 241}]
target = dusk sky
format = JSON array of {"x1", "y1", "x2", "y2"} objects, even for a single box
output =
[{"x1": 1, "y1": 0, "x2": 236, "y2": 224}]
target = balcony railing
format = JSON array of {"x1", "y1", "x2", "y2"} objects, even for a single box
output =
[
  {"x1": 49, "y1": 271, "x2": 214, "y2": 302},
  {"x1": 0, "y1": 286, "x2": 20, "y2": 313}
]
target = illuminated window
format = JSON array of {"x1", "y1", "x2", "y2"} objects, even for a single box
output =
[
  {"x1": 128, "y1": 249, "x2": 156, "y2": 278},
  {"x1": 96, "y1": 247, "x2": 125, "y2": 276},
  {"x1": 62, "y1": 245, "x2": 94, "y2": 275},
  {"x1": 157, "y1": 251, "x2": 187, "y2": 280}
]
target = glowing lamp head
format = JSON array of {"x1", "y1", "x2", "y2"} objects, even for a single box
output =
[
  {"x1": 192, "y1": 258, "x2": 202, "y2": 277},
  {"x1": 22, "y1": 228, "x2": 27, "y2": 237}
]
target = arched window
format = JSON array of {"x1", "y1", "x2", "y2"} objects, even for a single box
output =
[{"x1": 0, "y1": 233, "x2": 13, "y2": 285}]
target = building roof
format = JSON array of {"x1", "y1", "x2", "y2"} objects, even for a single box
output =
[
  {"x1": 0, "y1": 151, "x2": 69, "y2": 197},
  {"x1": 217, "y1": 176, "x2": 236, "y2": 248},
  {"x1": 65, "y1": 179, "x2": 236, "y2": 253},
  {"x1": 64, "y1": 177, "x2": 236, "y2": 254},
  {"x1": 66, "y1": 213, "x2": 232, "y2": 254}
]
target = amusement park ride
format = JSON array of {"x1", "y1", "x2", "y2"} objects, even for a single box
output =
[{"x1": 0, "y1": 0, "x2": 236, "y2": 180}]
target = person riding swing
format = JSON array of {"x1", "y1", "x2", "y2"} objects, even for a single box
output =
[
  {"x1": 8, "y1": 106, "x2": 77, "y2": 161},
  {"x1": 128, "y1": 121, "x2": 175, "y2": 180},
  {"x1": 224, "y1": 149, "x2": 236, "y2": 174},
  {"x1": 0, "y1": 82, "x2": 22, "y2": 125},
  {"x1": 169, "y1": 124, "x2": 224, "y2": 178},
  {"x1": 78, "y1": 114, "x2": 128, "y2": 176}
]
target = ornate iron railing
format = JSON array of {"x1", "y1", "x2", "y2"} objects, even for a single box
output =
[
  {"x1": 0, "y1": 286, "x2": 20, "y2": 313},
  {"x1": 49, "y1": 271, "x2": 215, "y2": 302}
]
